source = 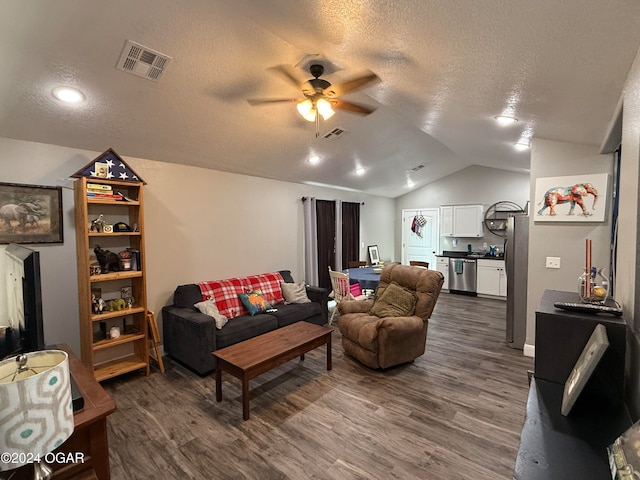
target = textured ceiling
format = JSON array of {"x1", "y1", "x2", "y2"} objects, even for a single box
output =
[{"x1": 2, "y1": 1, "x2": 640, "y2": 197}]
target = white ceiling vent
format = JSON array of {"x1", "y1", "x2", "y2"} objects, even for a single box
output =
[
  {"x1": 322, "y1": 127, "x2": 348, "y2": 141},
  {"x1": 410, "y1": 164, "x2": 426, "y2": 172},
  {"x1": 116, "y1": 40, "x2": 172, "y2": 82}
]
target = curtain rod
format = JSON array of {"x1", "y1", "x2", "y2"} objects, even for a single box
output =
[{"x1": 301, "y1": 197, "x2": 364, "y2": 205}]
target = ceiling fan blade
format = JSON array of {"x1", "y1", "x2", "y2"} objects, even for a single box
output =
[
  {"x1": 268, "y1": 65, "x2": 306, "y2": 89},
  {"x1": 324, "y1": 71, "x2": 380, "y2": 97},
  {"x1": 333, "y1": 100, "x2": 376, "y2": 115},
  {"x1": 247, "y1": 98, "x2": 301, "y2": 106}
]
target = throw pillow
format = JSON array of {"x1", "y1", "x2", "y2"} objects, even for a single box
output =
[
  {"x1": 194, "y1": 299, "x2": 228, "y2": 329},
  {"x1": 238, "y1": 290, "x2": 272, "y2": 316},
  {"x1": 369, "y1": 281, "x2": 417, "y2": 318},
  {"x1": 280, "y1": 281, "x2": 311, "y2": 304}
]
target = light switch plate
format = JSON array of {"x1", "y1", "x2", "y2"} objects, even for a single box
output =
[{"x1": 546, "y1": 257, "x2": 561, "y2": 269}]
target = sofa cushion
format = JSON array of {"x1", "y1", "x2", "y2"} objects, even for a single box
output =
[
  {"x1": 238, "y1": 291, "x2": 271, "y2": 316},
  {"x1": 194, "y1": 299, "x2": 228, "y2": 329},
  {"x1": 198, "y1": 278, "x2": 251, "y2": 318},
  {"x1": 278, "y1": 270, "x2": 295, "y2": 283},
  {"x1": 369, "y1": 281, "x2": 417, "y2": 318},
  {"x1": 174, "y1": 284, "x2": 204, "y2": 309},
  {"x1": 281, "y1": 281, "x2": 311, "y2": 304},
  {"x1": 270, "y1": 302, "x2": 323, "y2": 328},
  {"x1": 246, "y1": 272, "x2": 285, "y2": 305},
  {"x1": 215, "y1": 313, "x2": 278, "y2": 349}
]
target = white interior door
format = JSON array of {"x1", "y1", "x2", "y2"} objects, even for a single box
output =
[{"x1": 402, "y1": 208, "x2": 439, "y2": 268}]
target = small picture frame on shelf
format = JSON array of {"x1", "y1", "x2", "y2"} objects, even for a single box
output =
[
  {"x1": 368, "y1": 245, "x2": 380, "y2": 266},
  {"x1": 120, "y1": 287, "x2": 132, "y2": 299},
  {"x1": 102, "y1": 224, "x2": 113, "y2": 233},
  {"x1": 93, "y1": 162, "x2": 108, "y2": 178}
]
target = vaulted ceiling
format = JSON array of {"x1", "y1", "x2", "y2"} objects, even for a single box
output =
[{"x1": 2, "y1": 1, "x2": 640, "y2": 197}]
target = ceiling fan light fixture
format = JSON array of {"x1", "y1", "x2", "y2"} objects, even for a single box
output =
[
  {"x1": 495, "y1": 115, "x2": 518, "y2": 126},
  {"x1": 297, "y1": 99, "x2": 316, "y2": 122},
  {"x1": 316, "y1": 98, "x2": 335, "y2": 120}
]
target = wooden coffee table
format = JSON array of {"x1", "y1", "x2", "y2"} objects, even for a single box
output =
[{"x1": 213, "y1": 321, "x2": 332, "y2": 420}]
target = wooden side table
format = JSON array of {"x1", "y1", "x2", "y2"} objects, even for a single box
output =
[{"x1": 9, "y1": 344, "x2": 116, "y2": 480}]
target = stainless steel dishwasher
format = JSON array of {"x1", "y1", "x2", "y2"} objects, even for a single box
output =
[{"x1": 448, "y1": 257, "x2": 477, "y2": 294}]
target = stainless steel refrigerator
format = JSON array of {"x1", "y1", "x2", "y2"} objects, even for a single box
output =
[{"x1": 504, "y1": 214, "x2": 528, "y2": 349}]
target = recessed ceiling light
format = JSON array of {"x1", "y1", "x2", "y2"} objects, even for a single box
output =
[
  {"x1": 495, "y1": 115, "x2": 517, "y2": 126},
  {"x1": 52, "y1": 86, "x2": 85, "y2": 104},
  {"x1": 354, "y1": 167, "x2": 366, "y2": 176},
  {"x1": 514, "y1": 140, "x2": 530, "y2": 151},
  {"x1": 307, "y1": 155, "x2": 321, "y2": 165}
]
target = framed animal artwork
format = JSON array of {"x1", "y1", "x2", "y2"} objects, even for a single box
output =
[
  {"x1": 534, "y1": 173, "x2": 608, "y2": 222},
  {"x1": 0, "y1": 182, "x2": 63, "y2": 243}
]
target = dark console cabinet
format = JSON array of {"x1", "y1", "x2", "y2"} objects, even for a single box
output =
[
  {"x1": 535, "y1": 289, "x2": 627, "y2": 405},
  {"x1": 514, "y1": 290, "x2": 631, "y2": 480}
]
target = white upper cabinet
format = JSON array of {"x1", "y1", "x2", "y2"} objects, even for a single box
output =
[
  {"x1": 440, "y1": 206, "x2": 453, "y2": 236},
  {"x1": 440, "y1": 205, "x2": 484, "y2": 237}
]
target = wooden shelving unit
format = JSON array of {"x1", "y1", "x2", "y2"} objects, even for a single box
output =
[{"x1": 74, "y1": 177, "x2": 149, "y2": 381}]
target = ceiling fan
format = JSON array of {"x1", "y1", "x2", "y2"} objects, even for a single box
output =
[{"x1": 247, "y1": 63, "x2": 379, "y2": 137}]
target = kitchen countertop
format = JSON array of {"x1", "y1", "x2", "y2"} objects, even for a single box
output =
[{"x1": 436, "y1": 252, "x2": 504, "y2": 260}]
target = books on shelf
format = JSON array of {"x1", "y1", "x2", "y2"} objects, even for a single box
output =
[
  {"x1": 86, "y1": 192, "x2": 123, "y2": 200},
  {"x1": 607, "y1": 419, "x2": 640, "y2": 479},
  {"x1": 86, "y1": 183, "x2": 112, "y2": 191}
]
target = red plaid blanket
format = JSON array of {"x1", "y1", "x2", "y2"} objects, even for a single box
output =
[
  {"x1": 198, "y1": 277, "x2": 251, "y2": 318},
  {"x1": 197, "y1": 272, "x2": 285, "y2": 318},
  {"x1": 246, "y1": 272, "x2": 285, "y2": 305}
]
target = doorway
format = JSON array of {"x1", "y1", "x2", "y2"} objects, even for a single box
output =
[{"x1": 402, "y1": 208, "x2": 439, "y2": 268}]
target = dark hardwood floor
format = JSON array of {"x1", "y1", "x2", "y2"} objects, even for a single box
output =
[{"x1": 103, "y1": 293, "x2": 533, "y2": 480}]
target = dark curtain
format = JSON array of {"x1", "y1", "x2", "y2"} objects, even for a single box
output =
[
  {"x1": 316, "y1": 200, "x2": 336, "y2": 289},
  {"x1": 342, "y1": 202, "x2": 360, "y2": 267}
]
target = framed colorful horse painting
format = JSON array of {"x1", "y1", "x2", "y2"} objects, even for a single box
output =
[{"x1": 534, "y1": 173, "x2": 608, "y2": 223}]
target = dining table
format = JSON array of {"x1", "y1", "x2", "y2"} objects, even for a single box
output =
[{"x1": 345, "y1": 267, "x2": 382, "y2": 291}]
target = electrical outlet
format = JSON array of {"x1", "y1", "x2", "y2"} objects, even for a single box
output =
[{"x1": 546, "y1": 257, "x2": 561, "y2": 269}]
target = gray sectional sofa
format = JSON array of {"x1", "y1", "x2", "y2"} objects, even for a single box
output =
[{"x1": 162, "y1": 270, "x2": 328, "y2": 375}]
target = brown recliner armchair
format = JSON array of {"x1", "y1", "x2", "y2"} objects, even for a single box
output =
[{"x1": 337, "y1": 264, "x2": 444, "y2": 369}]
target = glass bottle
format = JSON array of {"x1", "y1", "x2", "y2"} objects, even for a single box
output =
[{"x1": 578, "y1": 267, "x2": 609, "y2": 304}]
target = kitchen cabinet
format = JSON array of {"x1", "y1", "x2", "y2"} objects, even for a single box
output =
[
  {"x1": 440, "y1": 206, "x2": 453, "y2": 236},
  {"x1": 436, "y1": 256, "x2": 449, "y2": 290},
  {"x1": 477, "y1": 259, "x2": 506, "y2": 297},
  {"x1": 440, "y1": 204, "x2": 484, "y2": 237}
]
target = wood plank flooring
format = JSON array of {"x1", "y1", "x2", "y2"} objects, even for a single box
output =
[{"x1": 103, "y1": 293, "x2": 533, "y2": 480}]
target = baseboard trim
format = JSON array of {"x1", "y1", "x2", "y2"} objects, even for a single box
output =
[{"x1": 523, "y1": 343, "x2": 535, "y2": 358}]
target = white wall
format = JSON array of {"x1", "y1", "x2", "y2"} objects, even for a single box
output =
[
  {"x1": 617, "y1": 48, "x2": 640, "y2": 329},
  {"x1": 0, "y1": 137, "x2": 395, "y2": 356},
  {"x1": 394, "y1": 165, "x2": 530, "y2": 258},
  {"x1": 526, "y1": 139, "x2": 613, "y2": 350},
  {"x1": 617, "y1": 44, "x2": 640, "y2": 420}
]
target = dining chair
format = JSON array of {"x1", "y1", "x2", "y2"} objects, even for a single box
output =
[
  {"x1": 409, "y1": 260, "x2": 430, "y2": 268},
  {"x1": 328, "y1": 267, "x2": 366, "y2": 325}
]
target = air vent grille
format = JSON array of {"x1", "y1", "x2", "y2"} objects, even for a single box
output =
[
  {"x1": 116, "y1": 40, "x2": 172, "y2": 82},
  {"x1": 322, "y1": 127, "x2": 348, "y2": 141},
  {"x1": 410, "y1": 164, "x2": 426, "y2": 172}
]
